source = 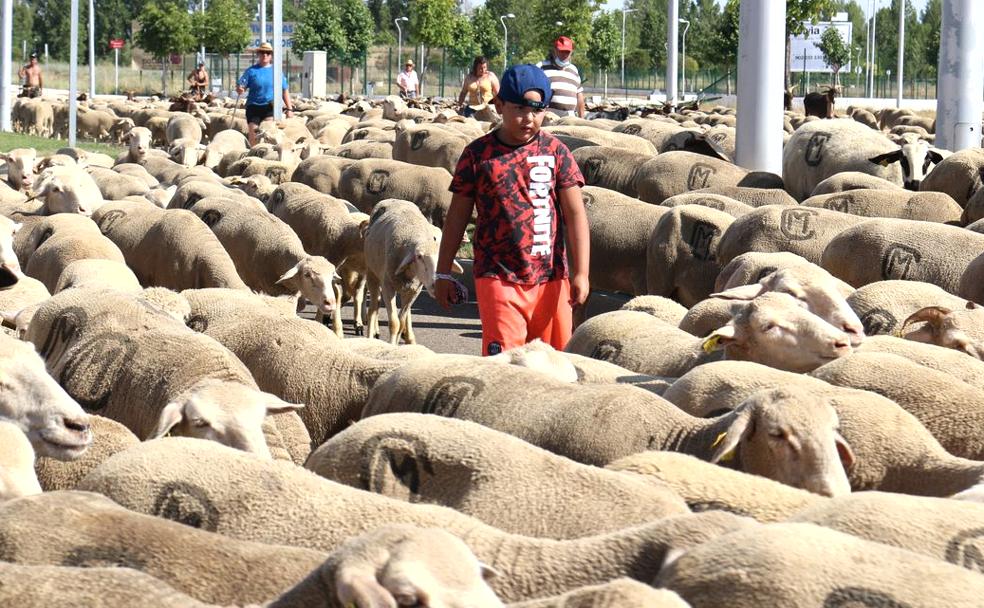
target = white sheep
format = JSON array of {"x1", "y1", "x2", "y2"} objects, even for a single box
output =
[
  {"x1": 1, "y1": 148, "x2": 37, "y2": 191},
  {"x1": 32, "y1": 165, "x2": 104, "y2": 216},
  {"x1": 0, "y1": 421, "x2": 42, "y2": 500}
]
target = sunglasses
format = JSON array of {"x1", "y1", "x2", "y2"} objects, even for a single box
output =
[{"x1": 512, "y1": 98, "x2": 548, "y2": 110}]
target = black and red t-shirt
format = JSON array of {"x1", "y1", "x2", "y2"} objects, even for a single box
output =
[{"x1": 450, "y1": 130, "x2": 584, "y2": 285}]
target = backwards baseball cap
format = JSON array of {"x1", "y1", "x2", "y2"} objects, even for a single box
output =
[
  {"x1": 497, "y1": 64, "x2": 552, "y2": 109},
  {"x1": 29, "y1": 52, "x2": 37, "y2": 58},
  {"x1": 554, "y1": 36, "x2": 574, "y2": 52}
]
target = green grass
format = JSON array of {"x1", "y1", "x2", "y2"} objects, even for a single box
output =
[
  {"x1": 456, "y1": 224, "x2": 475, "y2": 260},
  {"x1": 0, "y1": 132, "x2": 124, "y2": 157}
]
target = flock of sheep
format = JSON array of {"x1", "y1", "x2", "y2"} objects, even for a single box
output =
[{"x1": 1, "y1": 88, "x2": 984, "y2": 606}]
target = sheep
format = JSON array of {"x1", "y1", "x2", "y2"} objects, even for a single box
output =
[
  {"x1": 34, "y1": 415, "x2": 137, "y2": 491},
  {"x1": 326, "y1": 139, "x2": 394, "y2": 160},
  {"x1": 1, "y1": 148, "x2": 36, "y2": 191},
  {"x1": 93, "y1": 202, "x2": 250, "y2": 291},
  {"x1": 364, "y1": 199, "x2": 462, "y2": 344},
  {"x1": 714, "y1": 251, "x2": 813, "y2": 291},
  {"x1": 0, "y1": 420, "x2": 42, "y2": 500},
  {"x1": 0, "y1": 332, "x2": 92, "y2": 460},
  {"x1": 716, "y1": 204, "x2": 865, "y2": 267},
  {"x1": 0, "y1": 215, "x2": 22, "y2": 285},
  {"x1": 168, "y1": 137, "x2": 206, "y2": 168},
  {"x1": 113, "y1": 162, "x2": 160, "y2": 188},
  {"x1": 820, "y1": 217, "x2": 984, "y2": 292},
  {"x1": 23, "y1": 227, "x2": 125, "y2": 293},
  {"x1": 918, "y1": 146, "x2": 984, "y2": 207},
  {"x1": 897, "y1": 302, "x2": 984, "y2": 359},
  {"x1": 962, "y1": 185, "x2": 984, "y2": 224},
  {"x1": 636, "y1": 151, "x2": 750, "y2": 205},
  {"x1": 0, "y1": 490, "x2": 326, "y2": 605},
  {"x1": 620, "y1": 295, "x2": 688, "y2": 325},
  {"x1": 801, "y1": 189, "x2": 962, "y2": 223},
  {"x1": 612, "y1": 118, "x2": 687, "y2": 150},
  {"x1": 165, "y1": 112, "x2": 204, "y2": 145},
  {"x1": 32, "y1": 164, "x2": 105, "y2": 216},
  {"x1": 660, "y1": 191, "x2": 755, "y2": 217},
  {"x1": 568, "y1": 294, "x2": 851, "y2": 376},
  {"x1": 338, "y1": 159, "x2": 455, "y2": 227},
  {"x1": 510, "y1": 580, "x2": 689, "y2": 608},
  {"x1": 660, "y1": 360, "x2": 984, "y2": 496},
  {"x1": 187, "y1": 197, "x2": 337, "y2": 315},
  {"x1": 139, "y1": 155, "x2": 193, "y2": 185},
  {"x1": 24, "y1": 289, "x2": 304, "y2": 461},
  {"x1": 811, "y1": 351, "x2": 984, "y2": 460},
  {"x1": 572, "y1": 145, "x2": 655, "y2": 197},
  {"x1": 782, "y1": 119, "x2": 904, "y2": 201},
  {"x1": 77, "y1": 436, "x2": 751, "y2": 603},
  {"x1": 846, "y1": 279, "x2": 968, "y2": 335},
  {"x1": 392, "y1": 121, "x2": 471, "y2": 174},
  {"x1": 343, "y1": 336, "x2": 435, "y2": 361},
  {"x1": 487, "y1": 339, "x2": 579, "y2": 383},
  {"x1": 271, "y1": 524, "x2": 503, "y2": 608},
  {"x1": 543, "y1": 125, "x2": 658, "y2": 154},
  {"x1": 181, "y1": 288, "x2": 396, "y2": 446},
  {"x1": 561, "y1": 351, "x2": 673, "y2": 394},
  {"x1": 0, "y1": 276, "x2": 47, "y2": 338},
  {"x1": 609, "y1": 451, "x2": 820, "y2": 522},
  {"x1": 657, "y1": 523, "x2": 984, "y2": 606},
  {"x1": 959, "y1": 252, "x2": 984, "y2": 304},
  {"x1": 645, "y1": 204, "x2": 734, "y2": 307},
  {"x1": 224, "y1": 156, "x2": 295, "y2": 183},
  {"x1": 362, "y1": 354, "x2": 854, "y2": 495},
  {"x1": 692, "y1": 185, "x2": 797, "y2": 207},
  {"x1": 115, "y1": 126, "x2": 154, "y2": 165},
  {"x1": 168, "y1": 179, "x2": 256, "y2": 210},
  {"x1": 87, "y1": 166, "x2": 151, "y2": 201},
  {"x1": 266, "y1": 182, "x2": 370, "y2": 335},
  {"x1": 306, "y1": 413, "x2": 690, "y2": 539},
  {"x1": 810, "y1": 170, "x2": 907, "y2": 197},
  {"x1": 202, "y1": 129, "x2": 249, "y2": 170},
  {"x1": 865, "y1": 132, "x2": 949, "y2": 190}
]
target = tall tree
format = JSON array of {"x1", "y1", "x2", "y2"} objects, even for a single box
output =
[
  {"x1": 135, "y1": 1, "x2": 195, "y2": 94},
  {"x1": 337, "y1": 0, "x2": 374, "y2": 64},
  {"x1": 448, "y1": 13, "x2": 480, "y2": 68},
  {"x1": 786, "y1": 0, "x2": 837, "y2": 89},
  {"x1": 13, "y1": 0, "x2": 35, "y2": 61},
  {"x1": 293, "y1": 0, "x2": 347, "y2": 59},
  {"x1": 628, "y1": 0, "x2": 667, "y2": 72},
  {"x1": 192, "y1": 0, "x2": 251, "y2": 89},
  {"x1": 818, "y1": 24, "x2": 850, "y2": 86},
  {"x1": 921, "y1": 0, "x2": 941, "y2": 75},
  {"x1": 587, "y1": 11, "x2": 619, "y2": 91},
  {"x1": 470, "y1": 6, "x2": 502, "y2": 65},
  {"x1": 409, "y1": 0, "x2": 455, "y2": 78}
]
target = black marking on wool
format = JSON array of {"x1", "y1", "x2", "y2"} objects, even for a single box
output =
[
  {"x1": 366, "y1": 170, "x2": 389, "y2": 195},
  {"x1": 266, "y1": 166, "x2": 288, "y2": 184},
  {"x1": 620, "y1": 124, "x2": 642, "y2": 136},
  {"x1": 686, "y1": 500, "x2": 753, "y2": 517},
  {"x1": 59, "y1": 331, "x2": 133, "y2": 412},
  {"x1": 590, "y1": 339, "x2": 623, "y2": 363},
  {"x1": 410, "y1": 130, "x2": 429, "y2": 151},
  {"x1": 581, "y1": 191, "x2": 595, "y2": 209},
  {"x1": 421, "y1": 376, "x2": 484, "y2": 418},
  {"x1": 199, "y1": 209, "x2": 222, "y2": 228},
  {"x1": 95, "y1": 209, "x2": 128, "y2": 234},
  {"x1": 823, "y1": 195, "x2": 853, "y2": 214},
  {"x1": 582, "y1": 157, "x2": 605, "y2": 185},
  {"x1": 687, "y1": 163, "x2": 716, "y2": 190},
  {"x1": 859, "y1": 308, "x2": 897, "y2": 335},
  {"x1": 688, "y1": 220, "x2": 719, "y2": 262},
  {"x1": 186, "y1": 314, "x2": 209, "y2": 333},
  {"x1": 353, "y1": 129, "x2": 369, "y2": 140},
  {"x1": 779, "y1": 208, "x2": 819, "y2": 241},
  {"x1": 37, "y1": 306, "x2": 87, "y2": 365},
  {"x1": 360, "y1": 433, "x2": 435, "y2": 502},
  {"x1": 945, "y1": 527, "x2": 984, "y2": 573},
  {"x1": 152, "y1": 481, "x2": 220, "y2": 532},
  {"x1": 881, "y1": 244, "x2": 921, "y2": 280},
  {"x1": 804, "y1": 132, "x2": 831, "y2": 167},
  {"x1": 823, "y1": 587, "x2": 912, "y2": 608},
  {"x1": 62, "y1": 546, "x2": 148, "y2": 570},
  {"x1": 694, "y1": 198, "x2": 726, "y2": 211}
]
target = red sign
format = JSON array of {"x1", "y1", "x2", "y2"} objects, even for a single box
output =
[
  {"x1": 109, "y1": 39, "x2": 124, "y2": 49},
  {"x1": 170, "y1": 53, "x2": 182, "y2": 65}
]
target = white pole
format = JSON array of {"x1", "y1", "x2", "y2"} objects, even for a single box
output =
[
  {"x1": 679, "y1": 19, "x2": 689, "y2": 100},
  {"x1": 0, "y1": 0, "x2": 11, "y2": 132},
  {"x1": 69, "y1": 0, "x2": 78, "y2": 146},
  {"x1": 88, "y1": 0, "x2": 95, "y2": 96},
  {"x1": 621, "y1": 9, "x2": 635, "y2": 92},
  {"x1": 735, "y1": 0, "x2": 785, "y2": 174},
  {"x1": 895, "y1": 0, "x2": 904, "y2": 107},
  {"x1": 260, "y1": 0, "x2": 266, "y2": 42},
  {"x1": 395, "y1": 19, "x2": 403, "y2": 65},
  {"x1": 865, "y1": 1, "x2": 871, "y2": 96},
  {"x1": 870, "y1": 1, "x2": 877, "y2": 97},
  {"x1": 666, "y1": 0, "x2": 678, "y2": 104},
  {"x1": 114, "y1": 47, "x2": 119, "y2": 94},
  {"x1": 936, "y1": 0, "x2": 984, "y2": 151},
  {"x1": 500, "y1": 14, "x2": 513, "y2": 73},
  {"x1": 20, "y1": 39, "x2": 24, "y2": 62},
  {"x1": 272, "y1": 0, "x2": 282, "y2": 119},
  {"x1": 44, "y1": 43, "x2": 48, "y2": 64},
  {"x1": 200, "y1": 0, "x2": 206, "y2": 62}
]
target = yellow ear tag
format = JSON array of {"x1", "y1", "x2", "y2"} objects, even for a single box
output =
[
  {"x1": 711, "y1": 431, "x2": 736, "y2": 462},
  {"x1": 880, "y1": 159, "x2": 890, "y2": 166},
  {"x1": 702, "y1": 335, "x2": 721, "y2": 354},
  {"x1": 711, "y1": 431, "x2": 727, "y2": 448}
]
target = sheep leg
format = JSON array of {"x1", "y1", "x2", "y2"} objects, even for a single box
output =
[
  {"x1": 350, "y1": 272, "x2": 367, "y2": 336},
  {"x1": 381, "y1": 283, "x2": 401, "y2": 345},
  {"x1": 398, "y1": 286, "x2": 421, "y2": 345},
  {"x1": 329, "y1": 282, "x2": 344, "y2": 337},
  {"x1": 365, "y1": 276, "x2": 381, "y2": 340}
]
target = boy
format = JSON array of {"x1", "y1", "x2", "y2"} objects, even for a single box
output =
[{"x1": 435, "y1": 64, "x2": 589, "y2": 356}]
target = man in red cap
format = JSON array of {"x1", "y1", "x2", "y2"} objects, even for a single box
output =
[{"x1": 537, "y1": 36, "x2": 585, "y2": 118}]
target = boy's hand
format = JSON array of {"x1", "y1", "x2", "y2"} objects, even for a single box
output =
[
  {"x1": 435, "y1": 278, "x2": 454, "y2": 310},
  {"x1": 569, "y1": 273, "x2": 589, "y2": 308}
]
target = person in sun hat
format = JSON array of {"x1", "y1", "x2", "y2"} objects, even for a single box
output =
[
  {"x1": 536, "y1": 36, "x2": 585, "y2": 118},
  {"x1": 236, "y1": 41, "x2": 294, "y2": 145},
  {"x1": 397, "y1": 58, "x2": 420, "y2": 99},
  {"x1": 435, "y1": 64, "x2": 589, "y2": 355}
]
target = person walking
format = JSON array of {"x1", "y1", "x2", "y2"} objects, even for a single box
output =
[
  {"x1": 436, "y1": 64, "x2": 589, "y2": 355},
  {"x1": 397, "y1": 59, "x2": 420, "y2": 99},
  {"x1": 187, "y1": 61, "x2": 210, "y2": 98},
  {"x1": 537, "y1": 36, "x2": 586, "y2": 118},
  {"x1": 236, "y1": 42, "x2": 294, "y2": 146},
  {"x1": 457, "y1": 56, "x2": 499, "y2": 117},
  {"x1": 17, "y1": 53, "x2": 43, "y2": 98}
]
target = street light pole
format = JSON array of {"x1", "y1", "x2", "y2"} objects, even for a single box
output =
[
  {"x1": 621, "y1": 8, "x2": 636, "y2": 97},
  {"x1": 895, "y1": 0, "x2": 904, "y2": 107},
  {"x1": 260, "y1": 0, "x2": 266, "y2": 42},
  {"x1": 200, "y1": 0, "x2": 206, "y2": 64},
  {"x1": 88, "y1": 0, "x2": 95, "y2": 96},
  {"x1": 394, "y1": 17, "x2": 408, "y2": 65},
  {"x1": 0, "y1": 0, "x2": 11, "y2": 131},
  {"x1": 667, "y1": 0, "x2": 679, "y2": 104},
  {"x1": 869, "y1": 0, "x2": 878, "y2": 97},
  {"x1": 500, "y1": 13, "x2": 515, "y2": 72},
  {"x1": 679, "y1": 18, "x2": 690, "y2": 100}
]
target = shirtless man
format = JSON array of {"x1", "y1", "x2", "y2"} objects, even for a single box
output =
[
  {"x1": 187, "y1": 62, "x2": 209, "y2": 98},
  {"x1": 18, "y1": 53, "x2": 42, "y2": 98}
]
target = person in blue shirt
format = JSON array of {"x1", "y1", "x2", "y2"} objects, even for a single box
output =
[{"x1": 236, "y1": 42, "x2": 294, "y2": 145}]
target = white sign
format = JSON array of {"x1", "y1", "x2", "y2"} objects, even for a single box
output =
[
  {"x1": 250, "y1": 22, "x2": 295, "y2": 49},
  {"x1": 790, "y1": 21, "x2": 853, "y2": 73}
]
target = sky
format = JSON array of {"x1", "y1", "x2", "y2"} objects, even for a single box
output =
[{"x1": 598, "y1": 0, "x2": 931, "y2": 16}]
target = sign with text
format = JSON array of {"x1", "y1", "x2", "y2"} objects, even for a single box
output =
[
  {"x1": 790, "y1": 21, "x2": 853, "y2": 73},
  {"x1": 109, "y1": 39, "x2": 125, "y2": 49},
  {"x1": 250, "y1": 22, "x2": 295, "y2": 49}
]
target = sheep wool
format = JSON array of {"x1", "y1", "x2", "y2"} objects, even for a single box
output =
[
  {"x1": 637, "y1": 151, "x2": 749, "y2": 205},
  {"x1": 918, "y1": 147, "x2": 984, "y2": 207},
  {"x1": 809, "y1": 170, "x2": 906, "y2": 196},
  {"x1": 572, "y1": 146, "x2": 655, "y2": 198},
  {"x1": 34, "y1": 415, "x2": 138, "y2": 491},
  {"x1": 509, "y1": 580, "x2": 690, "y2": 608},
  {"x1": 619, "y1": 295, "x2": 688, "y2": 325},
  {"x1": 802, "y1": 189, "x2": 962, "y2": 223},
  {"x1": 660, "y1": 192, "x2": 755, "y2": 218},
  {"x1": 846, "y1": 279, "x2": 968, "y2": 336}
]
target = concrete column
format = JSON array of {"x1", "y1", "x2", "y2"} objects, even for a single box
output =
[
  {"x1": 0, "y1": 0, "x2": 11, "y2": 131},
  {"x1": 273, "y1": 0, "x2": 282, "y2": 119},
  {"x1": 69, "y1": 0, "x2": 78, "y2": 147},
  {"x1": 735, "y1": 0, "x2": 785, "y2": 174},
  {"x1": 936, "y1": 0, "x2": 983, "y2": 151},
  {"x1": 666, "y1": 0, "x2": 678, "y2": 104}
]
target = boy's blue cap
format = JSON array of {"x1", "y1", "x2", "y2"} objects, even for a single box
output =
[{"x1": 498, "y1": 64, "x2": 552, "y2": 108}]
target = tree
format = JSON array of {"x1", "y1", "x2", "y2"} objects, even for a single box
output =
[
  {"x1": 530, "y1": 0, "x2": 594, "y2": 63},
  {"x1": 409, "y1": 0, "x2": 455, "y2": 81},
  {"x1": 192, "y1": 0, "x2": 251, "y2": 89},
  {"x1": 293, "y1": 0, "x2": 347, "y2": 59},
  {"x1": 135, "y1": 1, "x2": 194, "y2": 94},
  {"x1": 470, "y1": 6, "x2": 502, "y2": 64},
  {"x1": 587, "y1": 11, "x2": 618, "y2": 92},
  {"x1": 785, "y1": 0, "x2": 836, "y2": 89},
  {"x1": 629, "y1": 0, "x2": 667, "y2": 72},
  {"x1": 817, "y1": 25, "x2": 850, "y2": 86},
  {"x1": 337, "y1": 0, "x2": 374, "y2": 64},
  {"x1": 712, "y1": 0, "x2": 740, "y2": 84},
  {"x1": 921, "y1": 0, "x2": 941, "y2": 75},
  {"x1": 448, "y1": 13, "x2": 480, "y2": 68},
  {"x1": 13, "y1": 0, "x2": 35, "y2": 61}
]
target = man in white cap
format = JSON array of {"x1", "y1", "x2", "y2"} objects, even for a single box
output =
[
  {"x1": 397, "y1": 59, "x2": 420, "y2": 99},
  {"x1": 236, "y1": 42, "x2": 294, "y2": 145}
]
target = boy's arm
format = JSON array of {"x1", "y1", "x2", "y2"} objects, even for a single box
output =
[
  {"x1": 558, "y1": 185, "x2": 589, "y2": 307},
  {"x1": 435, "y1": 193, "x2": 475, "y2": 310}
]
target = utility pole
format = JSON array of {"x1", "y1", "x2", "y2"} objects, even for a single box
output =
[
  {"x1": 735, "y1": 0, "x2": 785, "y2": 174},
  {"x1": 88, "y1": 0, "x2": 95, "y2": 96},
  {"x1": 69, "y1": 0, "x2": 79, "y2": 146},
  {"x1": 500, "y1": 13, "x2": 515, "y2": 73},
  {"x1": 0, "y1": 0, "x2": 11, "y2": 131},
  {"x1": 936, "y1": 0, "x2": 983, "y2": 151},
  {"x1": 666, "y1": 0, "x2": 678, "y2": 104},
  {"x1": 272, "y1": 0, "x2": 282, "y2": 119}
]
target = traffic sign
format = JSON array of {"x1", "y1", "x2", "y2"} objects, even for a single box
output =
[{"x1": 109, "y1": 39, "x2": 124, "y2": 49}]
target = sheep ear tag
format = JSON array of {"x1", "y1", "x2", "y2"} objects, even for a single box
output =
[
  {"x1": 711, "y1": 431, "x2": 736, "y2": 463},
  {"x1": 702, "y1": 334, "x2": 722, "y2": 354}
]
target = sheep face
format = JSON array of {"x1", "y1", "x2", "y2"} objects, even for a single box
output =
[
  {"x1": 0, "y1": 336, "x2": 92, "y2": 460},
  {"x1": 0, "y1": 421, "x2": 42, "y2": 500},
  {"x1": 124, "y1": 127, "x2": 152, "y2": 161},
  {"x1": 868, "y1": 136, "x2": 948, "y2": 190},
  {"x1": 0, "y1": 218, "x2": 22, "y2": 288},
  {"x1": 489, "y1": 340, "x2": 579, "y2": 383},
  {"x1": 901, "y1": 303, "x2": 984, "y2": 360},
  {"x1": 713, "y1": 266, "x2": 864, "y2": 346},
  {"x1": 148, "y1": 380, "x2": 303, "y2": 459},
  {"x1": 400, "y1": 229, "x2": 464, "y2": 298},
  {"x1": 704, "y1": 292, "x2": 853, "y2": 373},
  {"x1": 333, "y1": 525, "x2": 503, "y2": 608},
  {"x1": 275, "y1": 256, "x2": 339, "y2": 315},
  {"x1": 169, "y1": 138, "x2": 206, "y2": 169},
  {"x1": 1, "y1": 148, "x2": 37, "y2": 191},
  {"x1": 34, "y1": 166, "x2": 103, "y2": 216},
  {"x1": 712, "y1": 389, "x2": 853, "y2": 497}
]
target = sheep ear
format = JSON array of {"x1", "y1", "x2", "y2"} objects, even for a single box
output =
[
  {"x1": 479, "y1": 562, "x2": 501, "y2": 581},
  {"x1": 396, "y1": 251, "x2": 416, "y2": 277},
  {"x1": 710, "y1": 283, "x2": 765, "y2": 301},
  {"x1": 150, "y1": 402, "x2": 185, "y2": 438},
  {"x1": 710, "y1": 407, "x2": 754, "y2": 464},
  {"x1": 835, "y1": 432, "x2": 856, "y2": 471},
  {"x1": 927, "y1": 149, "x2": 946, "y2": 164},
  {"x1": 335, "y1": 569, "x2": 394, "y2": 608},
  {"x1": 702, "y1": 324, "x2": 736, "y2": 353},
  {"x1": 868, "y1": 151, "x2": 901, "y2": 167},
  {"x1": 901, "y1": 306, "x2": 951, "y2": 334},
  {"x1": 265, "y1": 398, "x2": 304, "y2": 414},
  {"x1": 358, "y1": 218, "x2": 370, "y2": 239},
  {"x1": 275, "y1": 262, "x2": 301, "y2": 285},
  {"x1": 451, "y1": 259, "x2": 464, "y2": 274}
]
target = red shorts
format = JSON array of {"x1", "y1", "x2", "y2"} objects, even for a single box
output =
[{"x1": 475, "y1": 277, "x2": 572, "y2": 356}]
